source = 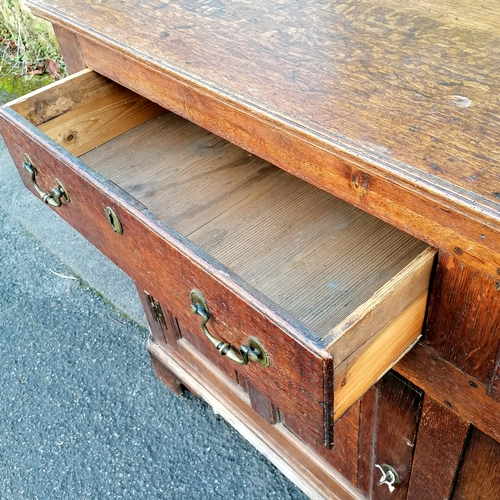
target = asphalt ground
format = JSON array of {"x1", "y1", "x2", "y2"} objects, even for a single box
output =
[{"x1": 0, "y1": 135, "x2": 306, "y2": 499}]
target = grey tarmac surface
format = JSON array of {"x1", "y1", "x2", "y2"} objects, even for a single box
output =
[{"x1": 0, "y1": 136, "x2": 307, "y2": 499}]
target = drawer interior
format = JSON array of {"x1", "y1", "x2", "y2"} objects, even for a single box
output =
[
  {"x1": 8, "y1": 69, "x2": 435, "y2": 420},
  {"x1": 82, "y1": 112, "x2": 428, "y2": 338},
  {"x1": 11, "y1": 70, "x2": 427, "y2": 338}
]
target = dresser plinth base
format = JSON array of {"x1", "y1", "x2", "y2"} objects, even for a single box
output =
[{"x1": 147, "y1": 341, "x2": 363, "y2": 500}]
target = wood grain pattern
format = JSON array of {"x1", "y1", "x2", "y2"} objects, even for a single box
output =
[
  {"x1": 406, "y1": 395, "x2": 469, "y2": 500},
  {"x1": 489, "y1": 356, "x2": 500, "y2": 403},
  {"x1": 325, "y1": 250, "x2": 435, "y2": 358},
  {"x1": 39, "y1": 87, "x2": 163, "y2": 157},
  {"x1": 425, "y1": 252, "x2": 500, "y2": 385},
  {"x1": 29, "y1": 0, "x2": 500, "y2": 203},
  {"x1": 8, "y1": 4, "x2": 500, "y2": 498},
  {"x1": 394, "y1": 343, "x2": 500, "y2": 443},
  {"x1": 26, "y1": 0, "x2": 500, "y2": 276},
  {"x1": 280, "y1": 401, "x2": 361, "y2": 486},
  {"x1": 6, "y1": 68, "x2": 431, "y2": 350},
  {"x1": 7, "y1": 68, "x2": 163, "y2": 156},
  {"x1": 333, "y1": 293, "x2": 426, "y2": 420},
  {"x1": 327, "y1": 402, "x2": 361, "y2": 486},
  {"x1": 52, "y1": 23, "x2": 86, "y2": 74},
  {"x1": 371, "y1": 372, "x2": 422, "y2": 500},
  {"x1": 9, "y1": 69, "x2": 112, "y2": 125},
  {"x1": 0, "y1": 108, "x2": 334, "y2": 448},
  {"x1": 452, "y1": 428, "x2": 500, "y2": 500},
  {"x1": 357, "y1": 386, "x2": 378, "y2": 496},
  {"x1": 245, "y1": 379, "x2": 279, "y2": 425},
  {"x1": 80, "y1": 109, "x2": 433, "y2": 408},
  {"x1": 80, "y1": 110, "x2": 429, "y2": 343}
]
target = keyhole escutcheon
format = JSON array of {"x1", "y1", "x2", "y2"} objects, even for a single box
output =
[{"x1": 104, "y1": 207, "x2": 123, "y2": 235}]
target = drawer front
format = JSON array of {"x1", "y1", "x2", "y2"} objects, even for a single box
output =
[{"x1": 0, "y1": 108, "x2": 334, "y2": 448}]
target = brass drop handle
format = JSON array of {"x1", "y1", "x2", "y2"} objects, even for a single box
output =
[
  {"x1": 190, "y1": 290, "x2": 269, "y2": 367},
  {"x1": 23, "y1": 156, "x2": 69, "y2": 208}
]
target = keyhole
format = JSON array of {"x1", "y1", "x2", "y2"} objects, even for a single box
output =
[{"x1": 104, "y1": 207, "x2": 123, "y2": 235}]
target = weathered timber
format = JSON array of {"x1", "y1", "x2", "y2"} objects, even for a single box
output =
[
  {"x1": 394, "y1": 343, "x2": 500, "y2": 443},
  {"x1": 27, "y1": 0, "x2": 500, "y2": 276},
  {"x1": 406, "y1": 395, "x2": 469, "y2": 500},
  {"x1": 52, "y1": 23, "x2": 86, "y2": 74},
  {"x1": 425, "y1": 252, "x2": 500, "y2": 385},
  {"x1": 371, "y1": 372, "x2": 422, "y2": 500},
  {"x1": 452, "y1": 428, "x2": 500, "y2": 500}
]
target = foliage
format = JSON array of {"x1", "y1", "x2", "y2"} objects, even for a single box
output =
[{"x1": 0, "y1": 0, "x2": 64, "y2": 78}]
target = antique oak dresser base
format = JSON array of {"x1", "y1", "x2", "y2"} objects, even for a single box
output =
[
  {"x1": 2, "y1": 1, "x2": 500, "y2": 499},
  {"x1": 148, "y1": 341, "x2": 363, "y2": 500}
]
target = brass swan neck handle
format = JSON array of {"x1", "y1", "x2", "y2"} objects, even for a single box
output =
[{"x1": 190, "y1": 290, "x2": 269, "y2": 368}]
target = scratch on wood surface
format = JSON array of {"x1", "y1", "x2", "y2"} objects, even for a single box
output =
[{"x1": 452, "y1": 95, "x2": 473, "y2": 108}]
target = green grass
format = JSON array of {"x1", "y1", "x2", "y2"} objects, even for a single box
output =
[{"x1": 0, "y1": 0, "x2": 64, "y2": 78}]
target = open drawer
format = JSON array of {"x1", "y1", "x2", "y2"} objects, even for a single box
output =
[{"x1": 0, "y1": 69, "x2": 435, "y2": 448}]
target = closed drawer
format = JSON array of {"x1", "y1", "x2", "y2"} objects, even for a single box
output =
[{"x1": 0, "y1": 69, "x2": 435, "y2": 448}]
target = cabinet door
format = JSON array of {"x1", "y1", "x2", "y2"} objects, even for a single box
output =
[
  {"x1": 406, "y1": 395, "x2": 469, "y2": 499},
  {"x1": 452, "y1": 428, "x2": 500, "y2": 500},
  {"x1": 367, "y1": 383, "x2": 500, "y2": 500},
  {"x1": 365, "y1": 373, "x2": 423, "y2": 500},
  {"x1": 285, "y1": 371, "x2": 424, "y2": 498}
]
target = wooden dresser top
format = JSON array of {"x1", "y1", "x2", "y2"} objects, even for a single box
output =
[{"x1": 27, "y1": 0, "x2": 500, "y2": 274}]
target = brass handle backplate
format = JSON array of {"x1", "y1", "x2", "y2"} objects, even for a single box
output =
[
  {"x1": 190, "y1": 290, "x2": 270, "y2": 367},
  {"x1": 23, "y1": 155, "x2": 69, "y2": 208}
]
